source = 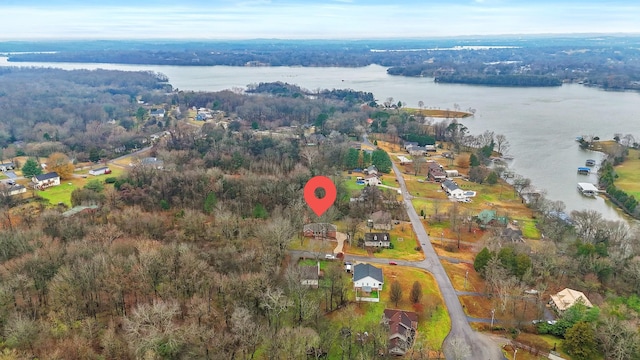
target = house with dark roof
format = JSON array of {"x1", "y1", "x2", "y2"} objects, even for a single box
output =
[
  {"x1": 427, "y1": 162, "x2": 446, "y2": 182},
  {"x1": 364, "y1": 232, "x2": 390, "y2": 248},
  {"x1": 149, "y1": 108, "x2": 165, "y2": 118},
  {"x1": 353, "y1": 263, "x2": 384, "y2": 302},
  {"x1": 1, "y1": 184, "x2": 26, "y2": 196},
  {"x1": 441, "y1": 179, "x2": 465, "y2": 199},
  {"x1": 369, "y1": 210, "x2": 392, "y2": 230},
  {"x1": 0, "y1": 162, "x2": 14, "y2": 172},
  {"x1": 364, "y1": 165, "x2": 378, "y2": 176},
  {"x1": 299, "y1": 264, "x2": 320, "y2": 288},
  {"x1": 381, "y1": 309, "x2": 418, "y2": 356},
  {"x1": 32, "y1": 172, "x2": 60, "y2": 189},
  {"x1": 303, "y1": 223, "x2": 337, "y2": 239}
]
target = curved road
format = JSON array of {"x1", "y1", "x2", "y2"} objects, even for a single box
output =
[{"x1": 363, "y1": 135, "x2": 504, "y2": 360}]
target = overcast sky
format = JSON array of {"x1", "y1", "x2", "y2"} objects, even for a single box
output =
[{"x1": 2, "y1": 0, "x2": 640, "y2": 40}]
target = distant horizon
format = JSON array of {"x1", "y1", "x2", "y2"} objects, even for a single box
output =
[
  {"x1": 2, "y1": 1, "x2": 640, "y2": 40},
  {"x1": 2, "y1": 32, "x2": 640, "y2": 43}
]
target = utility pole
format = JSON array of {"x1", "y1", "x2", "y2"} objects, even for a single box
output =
[
  {"x1": 464, "y1": 270, "x2": 468, "y2": 290},
  {"x1": 490, "y1": 308, "x2": 495, "y2": 328}
]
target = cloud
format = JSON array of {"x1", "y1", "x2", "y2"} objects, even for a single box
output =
[{"x1": 0, "y1": 1, "x2": 639, "y2": 39}]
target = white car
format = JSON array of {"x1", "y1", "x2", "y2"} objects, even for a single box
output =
[{"x1": 325, "y1": 254, "x2": 336, "y2": 260}]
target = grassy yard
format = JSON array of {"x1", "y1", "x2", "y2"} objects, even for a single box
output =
[
  {"x1": 441, "y1": 261, "x2": 484, "y2": 293},
  {"x1": 326, "y1": 266, "x2": 450, "y2": 358},
  {"x1": 36, "y1": 167, "x2": 127, "y2": 207},
  {"x1": 613, "y1": 148, "x2": 640, "y2": 199},
  {"x1": 343, "y1": 222, "x2": 425, "y2": 261}
]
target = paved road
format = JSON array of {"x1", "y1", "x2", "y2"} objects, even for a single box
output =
[{"x1": 363, "y1": 135, "x2": 504, "y2": 360}]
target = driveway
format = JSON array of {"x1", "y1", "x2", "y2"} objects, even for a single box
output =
[{"x1": 4, "y1": 171, "x2": 17, "y2": 179}]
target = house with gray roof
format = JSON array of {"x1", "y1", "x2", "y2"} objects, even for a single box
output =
[{"x1": 353, "y1": 263, "x2": 384, "y2": 302}]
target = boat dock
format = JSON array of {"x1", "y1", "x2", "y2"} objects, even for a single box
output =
[
  {"x1": 577, "y1": 167, "x2": 591, "y2": 175},
  {"x1": 577, "y1": 182, "x2": 599, "y2": 197}
]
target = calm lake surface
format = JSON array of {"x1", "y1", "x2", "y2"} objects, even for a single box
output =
[{"x1": 4, "y1": 58, "x2": 640, "y2": 221}]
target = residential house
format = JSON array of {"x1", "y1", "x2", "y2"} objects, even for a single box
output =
[
  {"x1": 441, "y1": 179, "x2": 465, "y2": 199},
  {"x1": 501, "y1": 222, "x2": 523, "y2": 242},
  {"x1": 408, "y1": 146, "x2": 427, "y2": 156},
  {"x1": 369, "y1": 210, "x2": 392, "y2": 230},
  {"x1": 403, "y1": 141, "x2": 419, "y2": 151},
  {"x1": 140, "y1": 157, "x2": 164, "y2": 169},
  {"x1": 381, "y1": 309, "x2": 418, "y2": 356},
  {"x1": 476, "y1": 210, "x2": 508, "y2": 228},
  {"x1": 0, "y1": 162, "x2": 14, "y2": 172},
  {"x1": 353, "y1": 263, "x2": 384, "y2": 302},
  {"x1": 363, "y1": 165, "x2": 378, "y2": 176},
  {"x1": 299, "y1": 264, "x2": 320, "y2": 288},
  {"x1": 427, "y1": 162, "x2": 446, "y2": 182},
  {"x1": 303, "y1": 223, "x2": 337, "y2": 239},
  {"x1": 1, "y1": 184, "x2": 26, "y2": 196},
  {"x1": 364, "y1": 232, "x2": 391, "y2": 248},
  {"x1": 32, "y1": 172, "x2": 60, "y2": 190},
  {"x1": 397, "y1": 156, "x2": 412, "y2": 165},
  {"x1": 349, "y1": 142, "x2": 362, "y2": 150},
  {"x1": 549, "y1": 288, "x2": 593, "y2": 313},
  {"x1": 149, "y1": 108, "x2": 165, "y2": 118},
  {"x1": 89, "y1": 167, "x2": 111, "y2": 176},
  {"x1": 364, "y1": 174, "x2": 381, "y2": 186},
  {"x1": 445, "y1": 170, "x2": 459, "y2": 178}
]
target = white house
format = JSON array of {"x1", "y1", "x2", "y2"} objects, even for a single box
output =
[
  {"x1": 353, "y1": 263, "x2": 384, "y2": 302},
  {"x1": 32, "y1": 172, "x2": 60, "y2": 190},
  {"x1": 364, "y1": 175, "x2": 381, "y2": 186},
  {"x1": 0, "y1": 162, "x2": 14, "y2": 172},
  {"x1": 441, "y1": 179, "x2": 465, "y2": 199},
  {"x1": 89, "y1": 167, "x2": 111, "y2": 176},
  {"x1": 2, "y1": 184, "x2": 26, "y2": 196},
  {"x1": 364, "y1": 232, "x2": 391, "y2": 247}
]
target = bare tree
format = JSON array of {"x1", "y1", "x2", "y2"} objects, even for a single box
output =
[
  {"x1": 446, "y1": 337, "x2": 471, "y2": 360},
  {"x1": 410, "y1": 281, "x2": 423, "y2": 304},
  {"x1": 390, "y1": 280, "x2": 403, "y2": 307},
  {"x1": 495, "y1": 133, "x2": 510, "y2": 155},
  {"x1": 413, "y1": 156, "x2": 426, "y2": 176}
]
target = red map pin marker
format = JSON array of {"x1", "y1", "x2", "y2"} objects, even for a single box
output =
[{"x1": 304, "y1": 176, "x2": 337, "y2": 217}]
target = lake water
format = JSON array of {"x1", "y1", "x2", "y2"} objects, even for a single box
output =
[{"x1": 3, "y1": 58, "x2": 640, "y2": 221}]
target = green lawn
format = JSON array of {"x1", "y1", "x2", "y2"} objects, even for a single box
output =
[
  {"x1": 326, "y1": 267, "x2": 450, "y2": 358},
  {"x1": 614, "y1": 148, "x2": 640, "y2": 199},
  {"x1": 36, "y1": 166, "x2": 127, "y2": 207},
  {"x1": 36, "y1": 181, "x2": 79, "y2": 207}
]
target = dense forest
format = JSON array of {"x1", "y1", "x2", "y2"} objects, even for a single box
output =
[{"x1": 4, "y1": 36, "x2": 640, "y2": 89}]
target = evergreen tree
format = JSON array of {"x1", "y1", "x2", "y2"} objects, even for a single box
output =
[
  {"x1": 469, "y1": 153, "x2": 480, "y2": 167},
  {"x1": 371, "y1": 149, "x2": 392, "y2": 173},
  {"x1": 204, "y1": 192, "x2": 217, "y2": 214},
  {"x1": 563, "y1": 322, "x2": 597, "y2": 360},
  {"x1": 474, "y1": 247, "x2": 492, "y2": 274},
  {"x1": 21, "y1": 158, "x2": 42, "y2": 178},
  {"x1": 486, "y1": 171, "x2": 498, "y2": 185}
]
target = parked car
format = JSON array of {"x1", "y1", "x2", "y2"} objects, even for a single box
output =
[
  {"x1": 389, "y1": 261, "x2": 397, "y2": 265},
  {"x1": 532, "y1": 320, "x2": 544, "y2": 325},
  {"x1": 325, "y1": 254, "x2": 336, "y2": 260}
]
